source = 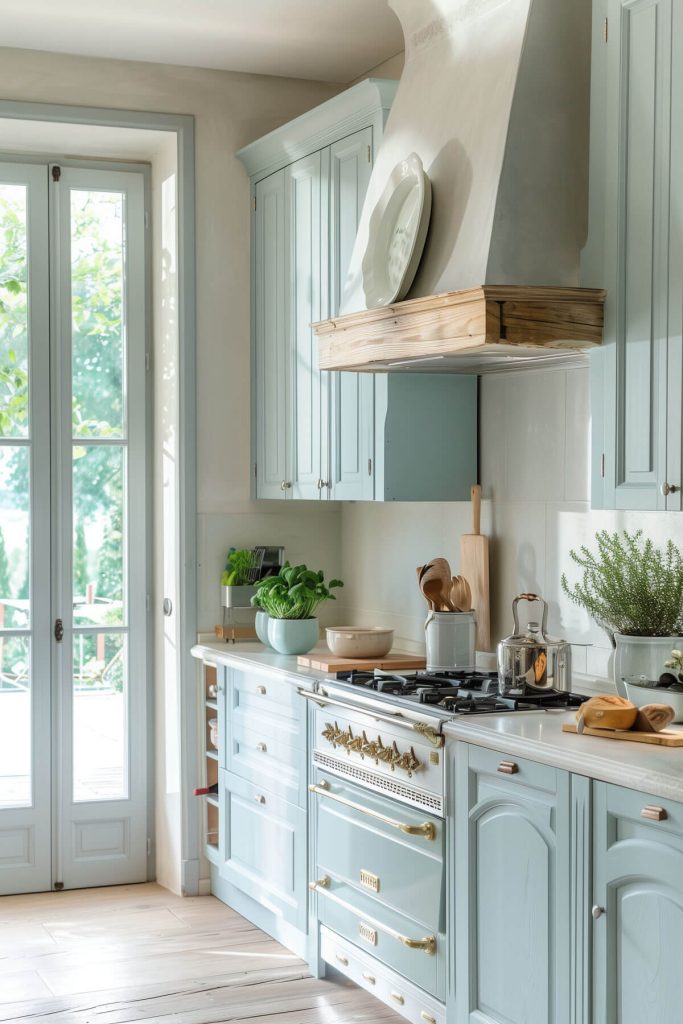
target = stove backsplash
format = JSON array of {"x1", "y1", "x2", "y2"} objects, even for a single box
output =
[{"x1": 336, "y1": 364, "x2": 683, "y2": 682}]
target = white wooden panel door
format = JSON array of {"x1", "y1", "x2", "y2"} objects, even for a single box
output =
[
  {"x1": 327, "y1": 129, "x2": 374, "y2": 501},
  {"x1": 286, "y1": 153, "x2": 322, "y2": 501},
  {"x1": 0, "y1": 160, "x2": 149, "y2": 893},
  {"x1": 52, "y1": 166, "x2": 148, "y2": 889},
  {"x1": 254, "y1": 170, "x2": 288, "y2": 499},
  {"x1": 0, "y1": 162, "x2": 52, "y2": 894}
]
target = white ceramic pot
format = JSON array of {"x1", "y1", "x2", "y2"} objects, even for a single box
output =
[
  {"x1": 268, "y1": 617, "x2": 319, "y2": 656},
  {"x1": 614, "y1": 634, "x2": 681, "y2": 696},
  {"x1": 255, "y1": 611, "x2": 270, "y2": 647},
  {"x1": 621, "y1": 677, "x2": 683, "y2": 723}
]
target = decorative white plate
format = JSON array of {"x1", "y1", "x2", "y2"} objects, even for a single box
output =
[{"x1": 361, "y1": 152, "x2": 432, "y2": 308}]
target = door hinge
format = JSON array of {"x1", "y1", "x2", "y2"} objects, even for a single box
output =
[
  {"x1": 145, "y1": 351, "x2": 150, "y2": 372},
  {"x1": 367, "y1": 144, "x2": 371, "y2": 163},
  {"x1": 54, "y1": 618, "x2": 64, "y2": 643},
  {"x1": 603, "y1": 17, "x2": 608, "y2": 42},
  {"x1": 51, "y1": 165, "x2": 61, "y2": 183},
  {"x1": 600, "y1": 453, "x2": 606, "y2": 479},
  {"x1": 367, "y1": 458, "x2": 373, "y2": 476},
  {"x1": 252, "y1": 195, "x2": 257, "y2": 211}
]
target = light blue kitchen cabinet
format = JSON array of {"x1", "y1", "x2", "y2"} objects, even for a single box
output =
[
  {"x1": 454, "y1": 743, "x2": 571, "y2": 1024},
  {"x1": 326, "y1": 128, "x2": 375, "y2": 501},
  {"x1": 238, "y1": 79, "x2": 480, "y2": 501},
  {"x1": 592, "y1": 782, "x2": 683, "y2": 1024},
  {"x1": 588, "y1": 0, "x2": 683, "y2": 510}
]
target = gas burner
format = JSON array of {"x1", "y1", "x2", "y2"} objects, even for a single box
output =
[{"x1": 417, "y1": 685, "x2": 462, "y2": 704}]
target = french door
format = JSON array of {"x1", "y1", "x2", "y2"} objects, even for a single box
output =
[{"x1": 0, "y1": 160, "x2": 149, "y2": 894}]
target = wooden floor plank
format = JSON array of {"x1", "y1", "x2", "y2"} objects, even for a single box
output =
[{"x1": 0, "y1": 884, "x2": 402, "y2": 1024}]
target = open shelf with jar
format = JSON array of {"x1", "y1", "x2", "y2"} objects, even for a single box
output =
[{"x1": 199, "y1": 662, "x2": 221, "y2": 861}]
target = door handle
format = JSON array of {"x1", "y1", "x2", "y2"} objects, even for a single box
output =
[{"x1": 54, "y1": 618, "x2": 64, "y2": 643}]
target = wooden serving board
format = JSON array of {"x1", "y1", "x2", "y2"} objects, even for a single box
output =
[
  {"x1": 562, "y1": 723, "x2": 683, "y2": 746},
  {"x1": 297, "y1": 652, "x2": 426, "y2": 674}
]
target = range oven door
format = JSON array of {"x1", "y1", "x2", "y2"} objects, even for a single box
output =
[{"x1": 310, "y1": 769, "x2": 446, "y2": 999}]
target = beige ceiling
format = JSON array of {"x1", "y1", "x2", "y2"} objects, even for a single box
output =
[{"x1": 0, "y1": 0, "x2": 403, "y2": 83}]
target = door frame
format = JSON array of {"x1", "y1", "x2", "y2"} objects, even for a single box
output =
[{"x1": 0, "y1": 100, "x2": 199, "y2": 892}]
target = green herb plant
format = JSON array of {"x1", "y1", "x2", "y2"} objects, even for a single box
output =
[
  {"x1": 251, "y1": 562, "x2": 343, "y2": 620},
  {"x1": 561, "y1": 530, "x2": 683, "y2": 642},
  {"x1": 221, "y1": 548, "x2": 258, "y2": 587}
]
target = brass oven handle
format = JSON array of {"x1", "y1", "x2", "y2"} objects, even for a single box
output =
[
  {"x1": 309, "y1": 781, "x2": 436, "y2": 840},
  {"x1": 298, "y1": 688, "x2": 444, "y2": 747},
  {"x1": 309, "y1": 876, "x2": 436, "y2": 955}
]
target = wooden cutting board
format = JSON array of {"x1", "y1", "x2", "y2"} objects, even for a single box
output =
[
  {"x1": 460, "y1": 484, "x2": 491, "y2": 651},
  {"x1": 297, "y1": 652, "x2": 426, "y2": 674},
  {"x1": 562, "y1": 723, "x2": 683, "y2": 746}
]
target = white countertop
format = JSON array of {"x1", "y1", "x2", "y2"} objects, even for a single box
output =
[
  {"x1": 444, "y1": 711, "x2": 683, "y2": 802},
  {"x1": 192, "y1": 640, "x2": 683, "y2": 803}
]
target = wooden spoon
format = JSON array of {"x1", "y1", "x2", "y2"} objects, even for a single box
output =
[
  {"x1": 423, "y1": 578, "x2": 456, "y2": 612},
  {"x1": 451, "y1": 575, "x2": 473, "y2": 612}
]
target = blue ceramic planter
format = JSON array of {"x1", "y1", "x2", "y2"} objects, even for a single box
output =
[
  {"x1": 268, "y1": 617, "x2": 319, "y2": 655},
  {"x1": 255, "y1": 611, "x2": 271, "y2": 647}
]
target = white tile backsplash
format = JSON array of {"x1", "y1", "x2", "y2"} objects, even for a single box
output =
[{"x1": 338, "y1": 365, "x2": 683, "y2": 683}]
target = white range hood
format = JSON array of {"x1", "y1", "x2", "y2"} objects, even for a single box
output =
[{"x1": 316, "y1": 0, "x2": 604, "y2": 373}]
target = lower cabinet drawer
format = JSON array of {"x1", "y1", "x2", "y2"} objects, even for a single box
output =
[
  {"x1": 320, "y1": 926, "x2": 446, "y2": 1024},
  {"x1": 311, "y1": 871, "x2": 445, "y2": 999},
  {"x1": 312, "y1": 771, "x2": 443, "y2": 931},
  {"x1": 228, "y1": 719, "x2": 306, "y2": 806},
  {"x1": 218, "y1": 769, "x2": 307, "y2": 932}
]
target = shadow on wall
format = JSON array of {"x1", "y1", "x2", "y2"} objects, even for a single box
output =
[{"x1": 409, "y1": 137, "x2": 473, "y2": 297}]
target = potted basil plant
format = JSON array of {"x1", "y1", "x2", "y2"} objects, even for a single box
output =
[
  {"x1": 561, "y1": 530, "x2": 683, "y2": 693},
  {"x1": 251, "y1": 563, "x2": 343, "y2": 655}
]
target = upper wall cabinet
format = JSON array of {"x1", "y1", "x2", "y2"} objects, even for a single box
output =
[
  {"x1": 238, "y1": 80, "x2": 478, "y2": 502},
  {"x1": 588, "y1": 0, "x2": 683, "y2": 510}
]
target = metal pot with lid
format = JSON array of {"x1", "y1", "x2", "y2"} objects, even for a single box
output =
[{"x1": 497, "y1": 593, "x2": 572, "y2": 694}]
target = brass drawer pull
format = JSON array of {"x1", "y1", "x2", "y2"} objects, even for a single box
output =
[
  {"x1": 421, "y1": 1014, "x2": 437, "y2": 1024},
  {"x1": 335, "y1": 953, "x2": 348, "y2": 966},
  {"x1": 309, "y1": 876, "x2": 436, "y2": 955},
  {"x1": 256, "y1": 742, "x2": 267, "y2": 753},
  {"x1": 309, "y1": 782, "x2": 436, "y2": 841},
  {"x1": 498, "y1": 760, "x2": 519, "y2": 775},
  {"x1": 256, "y1": 685, "x2": 267, "y2": 695},
  {"x1": 362, "y1": 971, "x2": 376, "y2": 985},
  {"x1": 391, "y1": 993, "x2": 405, "y2": 1006},
  {"x1": 641, "y1": 805, "x2": 668, "y2": 821}
]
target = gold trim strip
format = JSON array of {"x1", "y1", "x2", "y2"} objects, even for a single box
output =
[
  {"x1": 309, "y1": 782, "x2": 436, "y2": 840},
  {"x1": 309, "y1": 876, "x2": 436, "y2": 956}
]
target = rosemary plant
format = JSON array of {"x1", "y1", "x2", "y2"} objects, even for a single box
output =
[{"x1": 561, "y1": 530, "x2": 683, "y2": 642}]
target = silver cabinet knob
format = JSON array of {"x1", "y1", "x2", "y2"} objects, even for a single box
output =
[
  {"x1": 662, "y1": 482, "x2": 679, "y2": 496},
  {"x1": 280, "y1": 480, "x2": 292, "y2": 491},
  {"x1": 592, "y1": 905, "x2": 605, "y2": 919}
]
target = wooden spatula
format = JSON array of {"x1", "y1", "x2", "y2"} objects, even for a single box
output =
[{"x1": 460, "y1": 485, "x2": 491, "y2": 650}]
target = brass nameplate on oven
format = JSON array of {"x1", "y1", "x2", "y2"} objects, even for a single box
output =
[
  {"x1": 359, "y1": 869, "x2": 380, "y2": 893},
  {"x1": 359, "y1": 921, "x2": 378, "y2": 946}
]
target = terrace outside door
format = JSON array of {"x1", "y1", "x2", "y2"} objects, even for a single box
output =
[{"x1": 0, "y1": 160, "x2": 149, "y2": 893}]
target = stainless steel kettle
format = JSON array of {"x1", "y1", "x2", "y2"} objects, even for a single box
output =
[{"x1": 497, "y1": 593, "x2": 572, "y2": 694}]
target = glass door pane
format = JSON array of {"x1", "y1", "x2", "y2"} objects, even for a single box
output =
[
  {"x1": 0, "y1": 163, "x2": 51, "y2": 895},
  {"x1": 55, "y1": 165, "x2": 147, "y2": 890}
]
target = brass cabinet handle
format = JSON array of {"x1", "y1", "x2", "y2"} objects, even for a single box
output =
[
  {"x1": 497, "y1": 760, "x2": 519, "y2": 775},
  {"x1": 335, "y1": 953, "x2": 348, "y2": 966},
  {"x1": 421, "y1": 1014, "x2": 437, "y2": 1024},
  {"x1": 309, "y1": 781, "x2": 436, "y2": 841},
  {"x1": 309, "y1": 876, "x2": 436, "y2": 955},
  {"x1": 256, "y1": 742, "x2": 267, "y2": 753},
  {"x1": 256, "y1": 685, "x2": 266, "y2": 695},
  {"x1": 641, "y1": 805, "x2": 668, "y2": 821},
  {"x1": 391, "y1": 993, "x2": 405, "y2": 1005},
  {"x1": 362, "y1": 971, "x2": 376, "y2": 985}
]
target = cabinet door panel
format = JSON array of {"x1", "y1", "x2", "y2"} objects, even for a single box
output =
[
  {"x1": 254, "y1": 171, "x2": 288, "y2": 498},
  {"x1": 328, "y1": 129, "x2": 374, "y2": 500},
  {"x1": 219, "y1": 769, "x2": 307, "y2": 930},
  {"x1": 593, "y1": 782, "x2": 683, "y2": 1023},
  {"x1": 455, "y1": 745, "x2": 570, "y2": 1024},
  {"x1": 287, "y1": 152, "x2": 322, "y2": 500}
]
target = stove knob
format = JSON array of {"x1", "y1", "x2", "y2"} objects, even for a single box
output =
[
  {"x1": 396, "y1": 747, "x2": 423, "y2": 773},
  {"x1": 347, "y1": 735, "x2": 363, "y2": 752}
]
